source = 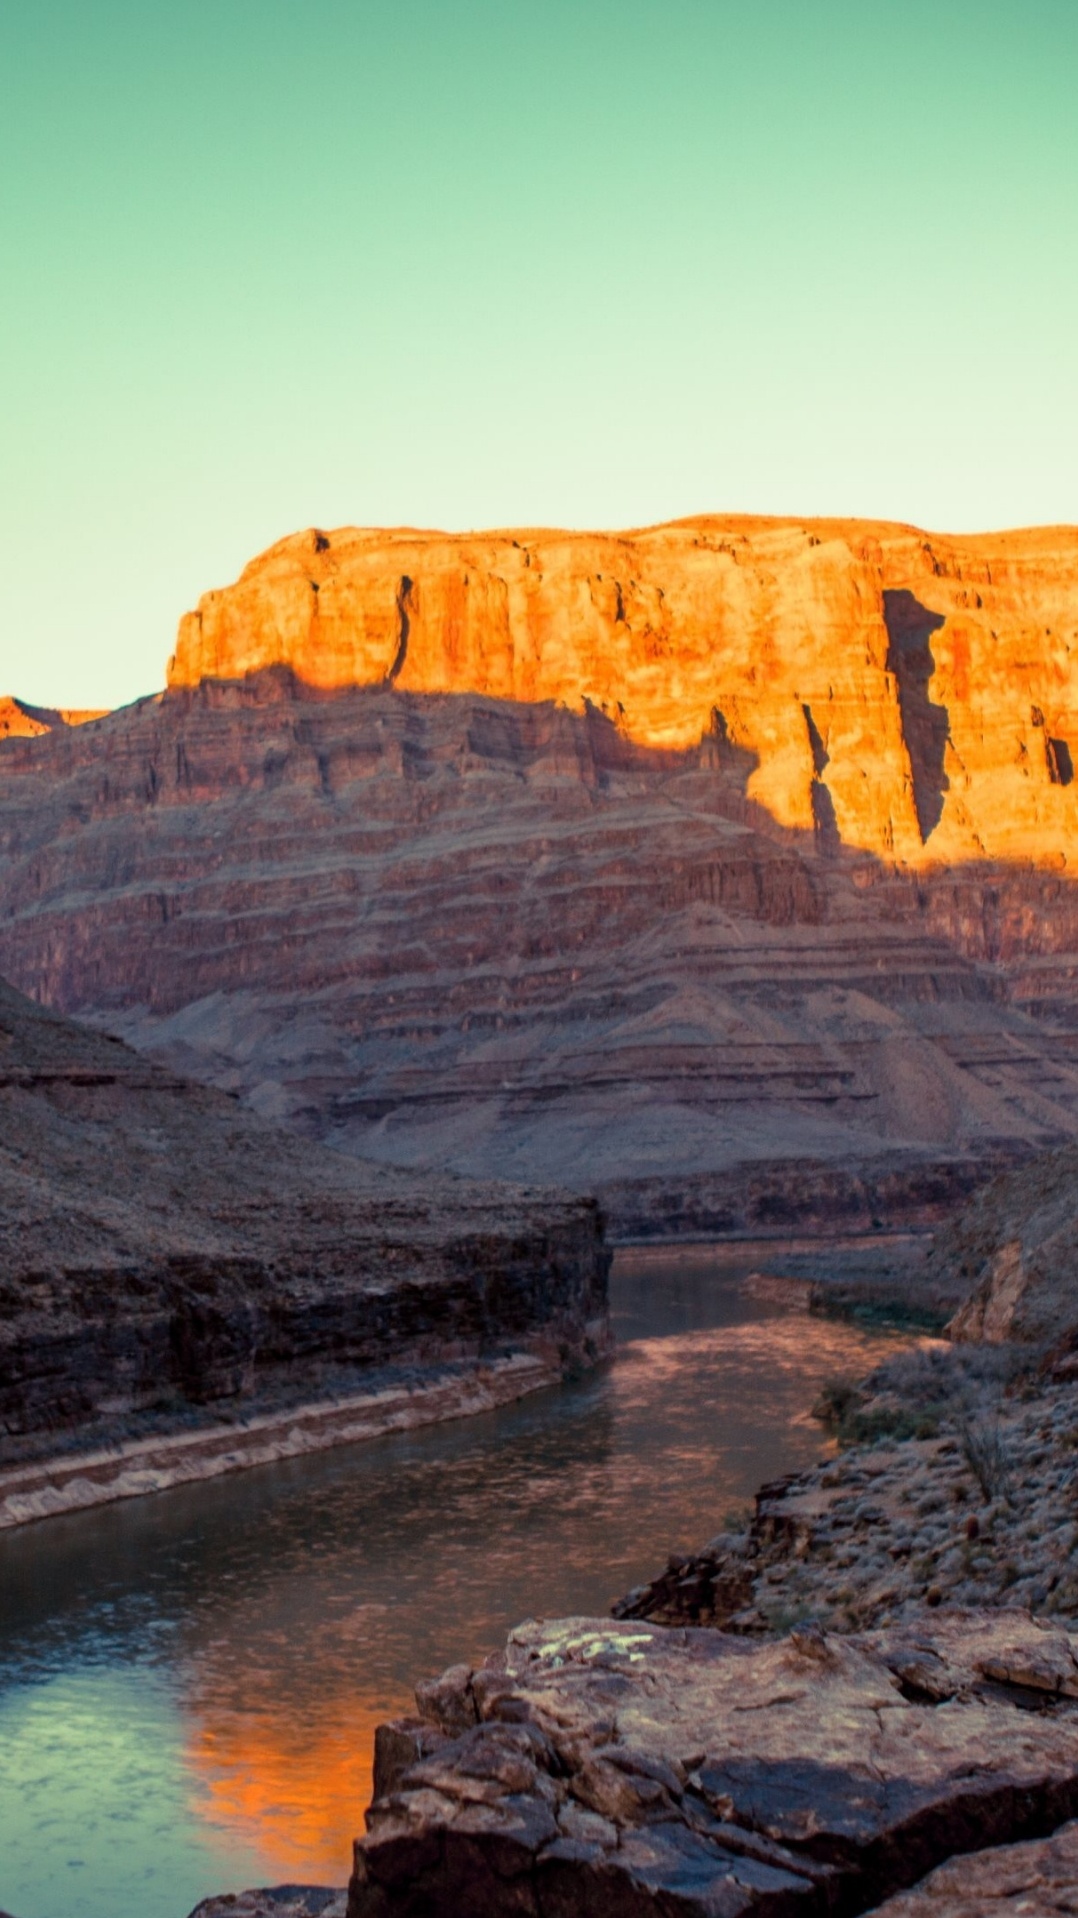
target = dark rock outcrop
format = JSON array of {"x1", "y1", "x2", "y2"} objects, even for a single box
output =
[
  {"x1": 866, "y1": 1817, "x2": 1078, "y2": 1912},
  {"x1": 0, "y1": 975, "x2": 609, "y2": 1516},
  {"x1": 348, "y1": 1609, "x2": 1078, "y2": 1917},
  {"x1": 187, "y1": 1893, "x2": 347, "y2": 1918},
  {"x1": 929, "y1": 1144, "x2": 1078, "y2": 1351}
]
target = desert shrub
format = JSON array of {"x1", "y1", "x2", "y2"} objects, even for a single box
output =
[
  {"x1": 957, "y1": 1414, "x2": 1013, "y2": 1503},
  {"x1": 841, "y1": 1404, "x2": 942, "y2": 1446},
  {"x1": 813, "y1": 1377, "x2": 862, "y2": 1430}
]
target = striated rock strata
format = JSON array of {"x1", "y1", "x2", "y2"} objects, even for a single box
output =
[
  {"x1": 0, "y1": 974, "x2": 609, "y2": 1519},
  {"x1": 3, "y1": 516, "x2": 1078, "y2": 1230},
  {"x1": 348, "y1": 1608, "x2": 1078, "y2": 1917},
  {"x1": 167, "y1": 517, "x2": 1078, "y2": 871},
  {"x1": 1, "y1": 679, "x2": 1077, "y2": 1235}
]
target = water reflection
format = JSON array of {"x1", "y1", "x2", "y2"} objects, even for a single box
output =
[{"x1": 0, "y1": 1254, "x2": 909, "y2": 1918}]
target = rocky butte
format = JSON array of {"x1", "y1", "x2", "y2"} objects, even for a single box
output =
[
  {"x1": 165, "y1": 518, "x2": 1078, "y2": 871},
  {"x1": 1, "y1": 516, "x2": 1077, "y2": 1238}
]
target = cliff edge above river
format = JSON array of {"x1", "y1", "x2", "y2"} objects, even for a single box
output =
[{"x1": 0, "y1": 975, "x2": 609, "y2": 1525}]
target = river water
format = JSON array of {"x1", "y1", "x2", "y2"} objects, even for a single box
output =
[{"x1": 0, "y1": 1249, "x2": 911, "y2": 1918}]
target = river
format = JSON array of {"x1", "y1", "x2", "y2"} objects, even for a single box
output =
[{"x1": 0, "y1": 1247, "x2": 912, "y2": 1918}]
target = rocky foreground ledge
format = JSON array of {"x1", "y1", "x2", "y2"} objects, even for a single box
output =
[
  {"x1": 341, "y1": 1607, "x2": 1078, "y2": 1916},
  {"x1": 328, "y1": 1339, "x2": 1078, "y2": 1917}
]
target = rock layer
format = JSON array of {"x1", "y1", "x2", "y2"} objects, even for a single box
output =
[
  {"x1": 1, "y1": 676, "x2": 1078, "y2": 1232},
  {"x1": 0, "y1": 975, "x2": 609, "y2": 1484},
  {"x1": 866, "y1": 1819, "x2": 1078, "y2": 1914},
  {"x1": 348, "y1": 1609, "x2": 1078, "y2": 1917},
  {"x1": 167, "y1": 517, "x2": 1078, "y2": 868},
  {"x1": 0, "y1": 696, "x2": 107, "y2": 739}
]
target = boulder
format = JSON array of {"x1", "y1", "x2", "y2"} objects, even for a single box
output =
[{"x1": 349, "y1": 1609, "x2": 1078, "y2": 1916}]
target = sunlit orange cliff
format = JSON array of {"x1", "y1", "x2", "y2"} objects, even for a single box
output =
[{"x1": 169, "y1": 516, "x2": 1078, "y2": 868}]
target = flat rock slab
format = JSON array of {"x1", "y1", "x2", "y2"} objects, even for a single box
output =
[
  {"x1": 187, "y1": 1890, "x2": 347, "y2": 1918},
  {"x1": 866, "y1": 1816, "x2": 1078, "y2": 1913},
  {"x1": 350, "y1": 1609, "x2": 1078, "y2": 1916}
]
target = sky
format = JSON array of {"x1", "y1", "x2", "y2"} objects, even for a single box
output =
[{"x1": 1, "y1": 0, "x2": 1076, "y2": 709}]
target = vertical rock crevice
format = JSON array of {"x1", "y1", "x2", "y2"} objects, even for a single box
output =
[
  {"x1": 385, "y1": 576, "x2": 414, "y2": 684},
  {"x1": 1032, "y1": 709, "x2": 1074, "y2": 788},
  {"x1": 802, "y1": 703, "x2": 839, "y2": 857},
  {"x1": 883, "y1": 589, "x2": 950, "y2": 843}
]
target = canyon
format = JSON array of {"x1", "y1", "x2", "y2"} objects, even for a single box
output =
[
  {"x1": 0, "y1": 974, "x2": 608, "y2": 1524},
  {"x1": 332, "y1": 1154, "x2": 1078, "y2": 1918},
  {"x1": 1, "y1": 517, "x2": 1078, "y2": 1235},
  {"x1": 165, "y1": 1143, "x2": 1078, "y2": 1918}
]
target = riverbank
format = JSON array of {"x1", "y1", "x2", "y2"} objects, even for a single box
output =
[
  {"x1": 1, "y1": 1253, "x2": 910, "y2": 1918},
  {"x1": 339, "y1": 1336, "x2": 1078, "y2": 1918},
  {"x1": 0, "y1": 1335, "x2": 609, "y2": 1532},
  {"x1": 616, "y1": 1338, "x2": 1078, "y2": 1632},
  {"x1": 0, "y1": 974, "x2": 611, "y2": 1522},
  {"x1": 337, "y1": 1142, "x2": 1078, "y2": 1916}
]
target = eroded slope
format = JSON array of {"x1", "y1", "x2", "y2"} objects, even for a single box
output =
[{"x1": 0, "y1": 976, "x2": 608, "y2": 1470}]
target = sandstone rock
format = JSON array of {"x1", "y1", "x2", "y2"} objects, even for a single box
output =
[
  {"x1": 5, "y1": 515, "x2": 1078, "y2": 1229},
  {"x1": 865, "y1": 1818, "x2": 1078, "y2": 1914},
  {"x1": 349, "y1": 1610, "x2": 1078, "y2": 1916},
  {"x1": 0, "y1": 974, "x2": 609, "y2": 1513},
  {"x1": 2, "y1": 670, "x2": 1078, "y2": 1233},
  {"x1": 165, "y1": 517, "x2": 1078, "y2": 870},
  {"x1": 0, "y1": 695, "x2": 106, "y2": 739}
]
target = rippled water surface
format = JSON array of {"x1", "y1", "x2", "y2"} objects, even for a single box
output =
[{"x1": 0, "y1": 1251, "x2": 911, "y2": 1918}]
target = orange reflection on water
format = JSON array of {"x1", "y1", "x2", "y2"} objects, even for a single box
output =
[
  {"x1": 173, "y1": 1289, "x2": 922, "y2": 1887},
  {"x1": 186, "y1": 1697, "x2": 392, "y2": 1880}
]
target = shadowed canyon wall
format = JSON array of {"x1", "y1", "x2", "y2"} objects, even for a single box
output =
[
  {"x1": 0, "y1": 976, "x2": 608, "y2": 1465},
  {"x1": 2, "y1": 516, "x2": 1078, "y2": 1237}
]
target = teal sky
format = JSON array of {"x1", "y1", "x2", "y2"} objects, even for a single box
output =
[{"x1": 2, "y1": 0, "x2": 1076, "y2": 709}]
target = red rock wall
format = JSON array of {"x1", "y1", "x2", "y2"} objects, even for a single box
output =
[{"x1": 168, "y1": 517, "x2": 1078, "y2": 869}]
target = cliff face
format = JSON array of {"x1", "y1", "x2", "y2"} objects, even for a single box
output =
[
  {"x1": 0, "y1": 975, "x2": 609, "y2": 1474},
  {"x1": 936, "y1": 1142, "x2": 1078, "y2": 1348},
  {"x1": 169, "y1": 517, "x2": 1078, "y2": 868},
  {"x1": 2, "y1": 517, "x2": 1078, "y2": 1235}
]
